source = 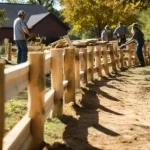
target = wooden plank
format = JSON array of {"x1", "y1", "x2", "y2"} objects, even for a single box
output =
[
  {"x1": 20, "y1": 134, "x2": 32, "y2": 150},
  {"x1": 108, "y1": 44, "x2": 117, "y2": 72},
  {"x1": 0, "y1": 61, "x2": 5, "y2": 150},
  {"x1": 120, "y1": 48, "x2": 124, "y2": 68},
  {"x1": 51, "y1": 49, "x2": 63, "y2": 117},
  {"x1": 28, "y1": 52, "x2": 45, "y2": 149},
  {"x1": 95, "y1": 45, "x2": 102, "y2": 77},
  {"x1": 64, "y1": 47, "x2": 75, "y2": 103},
  {"x1": 79, "y1": 52, "x2": 85, "y2": 84},
  {"x1": 44, "y1": 90, "x2": 55, "y2": 119},
  {"x1": 7, "y1": 43, "x2": 12, "y2": 61},
  {"x1": 80, "y1": 48, "x2": 87, "y2": 84},
  {"x1": 3, "y1": 115, "x2": 31, "y2": 150},
  {"x1": 63, "y1": 80, "x2": 69, "y2": 91},
  {"x1": 44, "y1": 90, "x2": 55, "y2": 112},
  {"x1": 12, "y1": 45, "x2": 47, "y2": 51},
  {"x1": 101, "y1": 46, "x2": 109, "y2": 75},
  {"x1": 75, "y1": 48, "x2": 80, "y2": 89},
  {"x1": 45, "y1": 54, "x2": 51, "y2": 74},
  {"x1": 93, "y1": 66, "x2": 98, "y2": 74},
  {"x1": 127, "y1": 45, "x2": 132, "y2": 66},
  {"x1": 112, "y1": 43, "x2": 120, "y2": 69},
  {"x1": 79, "y1": 51, "x2": 84, "y2": 58},
  {"x1": 5, "y1": 62, "x2": 29, "y2": 101},
  {"x1": 63, "y1": 35, "x2": 73, "y2": 47},
  {"x1": 87, "y1": 46, "x2": 94, "y2": 81},
  {"x1": 80, "y1": 71, "x2": 84, "y2": 84}
]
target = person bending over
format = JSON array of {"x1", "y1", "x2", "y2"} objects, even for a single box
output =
[{"x1": 120, "y1": 23, "x2": 145, "y2": 67}]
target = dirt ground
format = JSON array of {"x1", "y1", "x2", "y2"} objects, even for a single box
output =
[{"x1": 46, "y1": 66, "x2": 150, "y2": 150}]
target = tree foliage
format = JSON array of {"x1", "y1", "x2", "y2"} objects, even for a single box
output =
[
  {"x1": 27, "y1": 0, "x2": 61, "y2": 18},
  {"x1": 59, "y1": 0, "x2": 139, "y2": 37},
  {"x1": 138, "y1": 9, "x2": 150, "y2": 41},
  {"x1": 119, "y1": 0, "x2": 150, "y2": 9},
  {"x1": 0, "y1": 9, "x2": 8, "y2": 27},
  {"x1": 27, "y1": 0, "x2": 55, "y2": 11}
]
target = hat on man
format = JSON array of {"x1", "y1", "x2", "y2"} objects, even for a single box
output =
[
  {"x1": 119, "y1": 22, "x2": 123, "y2": 25},
  {"x1": 130, "y1": 23, "x2": 138, "y2": 28},
  {"x1": 104, "y1": 25, "x2": 109, "y2": 30},
  {"x1": 18, "y1": 10, "x2": 26, "y2": 16}
]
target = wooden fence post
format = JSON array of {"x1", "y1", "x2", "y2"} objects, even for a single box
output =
[
  {"x1": 108, "y1": 44, "x2": 117, "y2": 73},
  {"x1": 127, "y1": 44, "x2": 132, "y2": 66},
  {"x1": 75, "y1": 48, "x2": 80, "y2": 89},
  {"x1": 102, "y1": 45, "x2": 109, "y2": 75},
  {"x1": 143, "y1": 43, "x2": 147, "y2": 65},
  {"x1": 120, "y1": 49, "x2": 124, "y2": 68},
  {"x1": 87, "y1": 46, "x2": 94, "y2": 81},
  {"x1": 51, "y1": 49, "x2": 63, "y2": 117},
  {"x1": 7, "y1": 43, "x2": 12, "y2": 61},
  {"x1": 64, "y1": 47, "x2": 75, "y2": 103},
  {"x1": 112, "y1": 43, "x2": 120, "y2": 69},
  {"x1": 95, "y1": 45, "x2": 102, "y2": 77},
  {"x1": 28, "y1": 52, "x2": 45, "y2": 149},
  {"x1": 80, "y1": 48, "x2": 87, "y2": 84},
  {"x1": 132, "y1": 43, "x2": 138, "y2": 66},
  {"x1": 0, "y1": 61, "x2": 5, "y2": 150}
]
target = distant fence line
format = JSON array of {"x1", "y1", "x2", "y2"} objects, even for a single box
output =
[{"x1": 0, "y1": 41, "x2": 150, "y2": 150}]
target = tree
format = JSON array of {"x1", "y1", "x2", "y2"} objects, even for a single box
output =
[
  {"x1": 118, "y1": 0, "x2": 150, "y2": 9},
  {"x1": 27, "y1": 0, "x2": 61, "y2": 16},
  {"x1": 27, "y1": 0, "x2": 55, "y2": 11},
  {"x1": 139, "y1": 9, "x2": 150, "y2": 41},
  {"x1": 0, "y1": 9, "x2": 8, "y2": 27},
  {"x1": 59, "y1": 0, "x2": 139, "y2": 37}
]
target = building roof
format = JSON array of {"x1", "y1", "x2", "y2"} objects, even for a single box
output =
[
  {"x1": 0, "y1": 3, "x2": 48, "y2": 27},
  {"x1": 27, "y1": 12, "x2": 50, "y2": 29}
]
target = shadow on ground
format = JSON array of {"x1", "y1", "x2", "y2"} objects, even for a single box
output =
[{"x1": 41, "y1": 73, "x2": 128, "y2": 150}]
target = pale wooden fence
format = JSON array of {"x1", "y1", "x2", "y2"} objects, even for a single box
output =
[{"x1": 0, "y1": 41, "x2": 150, "y2": 150}]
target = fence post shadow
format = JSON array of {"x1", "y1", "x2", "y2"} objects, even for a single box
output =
[{"x1": 61, "y1": 78, "x2": 121, "y2": 150}]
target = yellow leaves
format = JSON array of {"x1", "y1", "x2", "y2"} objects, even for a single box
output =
[{"x1": 60, "y1": 0, "x2": 139, "y2": 32}]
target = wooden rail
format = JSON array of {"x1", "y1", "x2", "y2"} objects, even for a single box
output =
[{"x1": 1, "y1": 41, "x2": 150, "y2": 150}]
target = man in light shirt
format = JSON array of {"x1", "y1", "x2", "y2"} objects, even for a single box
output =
[
  {"x1": 101, "y1": 25, "x2": 109, "y2": 42},
  {"x1": 13, "y1": 10, "x2": 31, "y2": 64},
  {"x1": 113, "y1": 22, "x2": 128, "y2": 46}
]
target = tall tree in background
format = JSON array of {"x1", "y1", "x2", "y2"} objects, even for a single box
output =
[
  {"x1": 59, "y1": 0, "x2": 138, "y2": 37},
  {"x1": 0, "y1": 9, "x2": 8, "y2": 27},
  {"x1": 27, "y1": 0, "x2": 54, "y2": 11},
  {"x1": 27, "y1": 0, "x2": 60, "y2": 16},
  {"x1": 118, "y1": 0, "x2": 150, "y2": 9},
  {"x1": 139, "y1": 9, "x2": 150, "y2": 41}
]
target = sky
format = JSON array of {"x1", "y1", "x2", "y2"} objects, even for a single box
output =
[{"x1": 54, "y1": 1, "x2": 61, "y2": 10}]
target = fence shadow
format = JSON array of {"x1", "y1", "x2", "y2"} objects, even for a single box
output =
[{"x1": 60, "y1": 74, "x2": 123, "y2": 150}]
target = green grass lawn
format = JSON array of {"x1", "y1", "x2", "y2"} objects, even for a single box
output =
[{"x1": 5, "y1": 90, "x2": 27, "y2": 135}]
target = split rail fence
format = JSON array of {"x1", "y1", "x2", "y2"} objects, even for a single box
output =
[{"x1": 0, "y1": 41, "x2": 150, "y2": 150}]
